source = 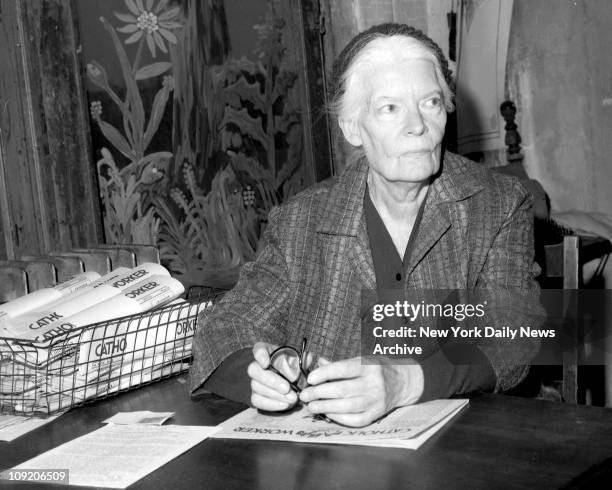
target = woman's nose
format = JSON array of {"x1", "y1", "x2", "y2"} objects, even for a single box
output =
[{"x1": 403, "y1": 108, "x2": 426, "y2": 136}]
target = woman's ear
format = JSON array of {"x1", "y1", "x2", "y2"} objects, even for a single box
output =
[{"x1": 338, "y1": 118, "x2": 363, "y2": 147}]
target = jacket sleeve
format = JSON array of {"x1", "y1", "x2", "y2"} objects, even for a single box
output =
[
  {"x1": 472, "y1": 178, "x2": 544, "y2": 392},
  {"x1": 189, "y1": 206, "x2": 291, "y2": 394}
]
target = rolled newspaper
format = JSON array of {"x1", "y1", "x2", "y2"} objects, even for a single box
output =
[
  {"x1": 1, "y1": 264, "x2": 172, "y2": 341},
  {"x1": 22, "y1": 274, "x2": 184, "y2": 349},
  {"x1": 76, "y1": 298, "x2": 198, "y2": 378},
  {"x1": 0, "y1": 271, "x2": 101, "y2": 320},
  {"x1": 65, "y1": 274, "x2": 185, "y2": 332},
  {"x1": 47, "y1": 263, "x2": 169, "y2": 310}
]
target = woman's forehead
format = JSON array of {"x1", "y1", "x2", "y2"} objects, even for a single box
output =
[{"x1": 365, "y1": 58, "x2": 441, "y2": 96}]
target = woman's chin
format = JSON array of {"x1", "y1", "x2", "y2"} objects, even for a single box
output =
[{"x1": 389, "y1": 158, "x2": 439, "y2": 183}]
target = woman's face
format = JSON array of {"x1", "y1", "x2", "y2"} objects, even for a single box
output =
[{"x1": 341, "y1": 55, "x2": 447, "y2": 185}]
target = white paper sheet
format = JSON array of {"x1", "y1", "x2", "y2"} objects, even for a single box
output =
[
  {"x1": 12, "y1": 424, "x2": 217, "y2": 488},
  {"x1": 212, "y1": 399, "x2": 468, "y2": 450},
  {"x1": 0, "y1": 413, "x2": 62, "y2": 442},
  {"x1": 102, "y1": 411, "x2": 174, "y2": 425}
]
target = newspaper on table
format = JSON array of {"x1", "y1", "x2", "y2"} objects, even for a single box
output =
[{"x1": 212, "y1": 399, "x2": 469, "y2": 450}]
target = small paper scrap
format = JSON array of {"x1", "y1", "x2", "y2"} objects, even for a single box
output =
[{"x1": 102, "y1": 411, "x2": 175, "y2": 426}]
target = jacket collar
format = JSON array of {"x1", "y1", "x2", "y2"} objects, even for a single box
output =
[{"x1": 316, "y1": 150, "x2": 485, "y2": 237}]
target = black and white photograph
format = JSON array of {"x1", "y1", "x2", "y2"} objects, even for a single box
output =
[{"x1": 1, "y1": 0, "x2": 611, "y2": 488}]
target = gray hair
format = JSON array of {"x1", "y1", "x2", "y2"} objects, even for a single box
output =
[{"x1": 328, "y1": 23, "x2": 455, "y2": 123}]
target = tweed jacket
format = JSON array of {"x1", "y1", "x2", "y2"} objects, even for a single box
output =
[{"x1": 190, "y1": 151, "x2": 542, "y2": 395}]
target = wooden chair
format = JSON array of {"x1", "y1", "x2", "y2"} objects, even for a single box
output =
[
  {"x1": 542, "y1": 234, "x2": 611, "y2": 403},
  {"x1": 499, "y1": 100, "x2": 612, "y2": 404}
]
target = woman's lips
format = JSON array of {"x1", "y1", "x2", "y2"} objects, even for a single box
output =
[{"x1": 401, "y1": 149, "x2": 432, "y2": 155}]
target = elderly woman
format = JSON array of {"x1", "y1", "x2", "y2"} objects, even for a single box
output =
[{"x1": 190, "y1": 23, "x2": 541, "y2": 427}]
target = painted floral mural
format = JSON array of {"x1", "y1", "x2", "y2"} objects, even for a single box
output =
[{"x1": 84, "y1": 0, "x2": 309, "y2": 289}]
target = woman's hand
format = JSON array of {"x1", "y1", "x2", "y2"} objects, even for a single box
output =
[
  {"x1": 299, "y1": 357, "x2": 424, "y2": 427},
  {"x1": 247, "y1": 342, "x2": 299, "y2": 411}
]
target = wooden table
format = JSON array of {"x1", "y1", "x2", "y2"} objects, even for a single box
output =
[{"x1": 2, "y1": 374, "x2": 612, "y2": 489}]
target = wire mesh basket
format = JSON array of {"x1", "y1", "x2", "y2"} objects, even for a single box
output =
[{"x1": 0, "y1": 289, "x2": 224, "y2": 416}]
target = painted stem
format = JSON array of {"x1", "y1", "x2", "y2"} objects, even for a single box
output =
[{"x1": 132, "y1": 37, "x2": 145, "y2": 74}]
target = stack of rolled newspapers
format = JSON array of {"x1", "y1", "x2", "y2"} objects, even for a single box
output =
[{"x1": 0, "y1": 264, "x2": 209, "y2": 415}]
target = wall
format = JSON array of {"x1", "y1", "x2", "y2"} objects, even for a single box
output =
[
  {"x1": 426, "y1": 0, "x2": 456, "y2": 71},
  {"x1": 507, "y1": 0, "x2": 612, "y2": 215}
]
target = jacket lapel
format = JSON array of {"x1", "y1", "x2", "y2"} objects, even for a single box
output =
[
  {"x1": 349, "y1": 219, "x2": 377, "y2": 290},
  {"x1": 404, "y1": 192, "x2": 452, "y2": 277},
  {"x1": 316, "y1": 157, "x2": 376, "y2": 290},
  {"x1": 405, "y1": 152, "x2": 485, "y2": 276}
]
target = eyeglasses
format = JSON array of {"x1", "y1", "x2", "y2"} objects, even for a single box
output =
[
  {"x1": 268, "y1": 337, "x2": 310, "y2": 393},
  {"x1": 268, "y1": 337, "x2": 332, "y2": 423}
]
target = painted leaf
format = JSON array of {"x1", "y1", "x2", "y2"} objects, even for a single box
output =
[
  {"x1": 220, "y1": 107, "x2": 267, "y2": 150},
  {"x1": 101, "y1": 17, "x2": 145, "y2": 156},
  {"x1": 273, "y1": 111, "x2": 300, "y2": 134},
  {"x1": 223, "y1": 77, "x2": 265, "y2": 112},
  {"x1": 135, "y1": 62, "x2": 172, "y2": 80},
  {"x1": 96, "y1": 119, "x2": 136, "y2": 160},
  {"x1": 271, "y1": 70, "x2": 297, "y2": 104},
  {"x1": 143, "y1": 84, "x2": 171, "y2": 150}
]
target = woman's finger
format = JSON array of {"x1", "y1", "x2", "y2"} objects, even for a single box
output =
[
  {"x1": 300, "y1": 378, "x2": 361, "y2": 402},
  {"x1": 307, "y1": 357, "x2": 363, "y2": 385},
  {"x1": 251, "y1": 392, "x2": 293, "y2": 412},
  {"x1": 251, "y1": 379, "x2": 297, "y2": 404},
  {"x1": 247, "y1": 360, "x2": 292, "y2": 394},
  {"x1": 306, "y1": 395, "x2": 368, "y2": 415},
  {"x1": 252, "y1": 342, "x2": 275, "y2": 369},
  {"x1": 322, "y1": 411, "x2": 373, "y2": 428}
]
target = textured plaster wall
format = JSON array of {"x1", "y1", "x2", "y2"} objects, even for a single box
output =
[{"x1": 507, "y1": 0, "x2": 612, "y2": 215}]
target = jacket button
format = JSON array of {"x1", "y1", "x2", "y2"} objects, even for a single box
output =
[{"x1": 395, "y1": 273, "x2": 402, "y2": 281}]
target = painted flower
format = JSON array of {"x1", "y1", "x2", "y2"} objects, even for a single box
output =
[
  {"x1": 90, "y1": 100, "x2": 103, "y2": 119},
  {"x1": 114, "y1": 0, "x2": 182, "y2": 58},
  {"x1": 162, "y1": 74, "x2": 175, "y2": 90}
]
